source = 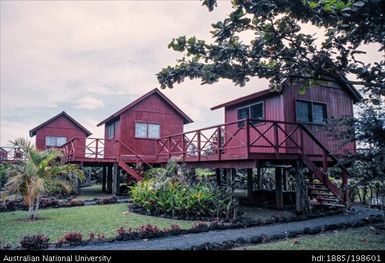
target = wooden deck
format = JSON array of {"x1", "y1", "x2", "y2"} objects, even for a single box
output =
[{"x1": 0, "y1": 119, "x2": 350, "y2": 205}]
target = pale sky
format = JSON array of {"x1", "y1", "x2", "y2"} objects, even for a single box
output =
[{"x1": 0, "y1": 1, "x2": 381, "y2": 146}]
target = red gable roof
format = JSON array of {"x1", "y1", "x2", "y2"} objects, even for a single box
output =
[
  {"x1": 97, "y1": 88, "x2": 193, "y2": 126},
  {"x1": 211, "y1": 89, "x2": 280, "y2": 110},
  {"x1": 29, "y1": 111, "x2": 92, "y2": 137},
  {"x1": 211, "y1": 79, "x2": 362, "y2": 110}
]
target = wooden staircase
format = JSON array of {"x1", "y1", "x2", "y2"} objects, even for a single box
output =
[
  {"x1": 118, "y1": 161, "x2": 143, "y2": 181},
  {"x1": 300, "y1": 149, "x2": 347, "y2": 208},
  {"x1": 297, "y1": 125, "x2": 349, "y2": 208}
]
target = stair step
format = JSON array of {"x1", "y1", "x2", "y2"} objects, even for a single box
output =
[
  {"x1": 308, "y1": 186, "x2": 328, "y2": 191},
  {"x1": 310, "y1": 192, "x2": 335, "y2": 197},
  {"x1": 311, "y1": 202, "x2": 345, "y2": 207},
  {"x1": 315, "y1": 197, "x2": 339, "y2": 202}
]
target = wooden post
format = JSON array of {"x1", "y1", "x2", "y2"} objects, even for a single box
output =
[
  {"x1": 102, "y1": 166, "x2": 107, "y2": 192},
  {"x1": 197, "y1": 132, "x2": 201, "y2": 161},
  {"x1": 275, "y1": 167, "x2": 283, "y2": 209},
  {"x1": 342, "y1": 170, "x2": 349, "y2": 204},
  {"x1": 112, "y1": 163, "x2": 120, "y2": 195},
  {"x1": 282, "y1": 168, "x2": 287, "y2": 191},
  {"x1": 257, "y1": 167, "x2": 261, "y2": 190},
  {"x1": 215, "y1": 168, "x2": 221, "y2": 186},
  {"x1": 217, "y1": 127, "x2": 222, "y2": 160},
  {"x1": 247, "y1": 168, "x2": 253, "y2": 203},
  {"x1": 245, "y1": 119, "x2": 250, "y2": 157},
  {"x1": 107, "y1": 165, "x2": 113, "y2": 194},
  {"x1": 295, "y1": 161, "x2": 305, "y2": 214}
]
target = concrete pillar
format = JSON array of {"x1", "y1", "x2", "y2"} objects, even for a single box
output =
[
  {"x1": 247, "y1": 168, "x2": 253, "y2": 202},
  {"x1": 112, "y1": 163, "x2": 120, "y2": 195},
  {"x1": 275, "y1": 167, "x2": 283, "y2": 209}
]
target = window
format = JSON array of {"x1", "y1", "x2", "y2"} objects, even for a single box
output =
[
  {"x1": 250, "y1": 103, "x2": 264, "y2": 124},
  {"x1": 312, "y1": 103, "x2": 327, "y2": 124},
  {"x1": 135, "y1": 122, "x2": 161, "y2": 139},
  {"x1": 296, "y1": 100, "x2": 312, "y2": 123},
  {"x1": 45, "y1": 136, "x2": 67, "y2": 147},
  {"x1": 237, "y1": 102, "x2": 264, "y2": 127},
  {"x1": 135, "y1": 123, "x2": 148, "y2": 138},
  {"x1": 107, "y1": 120, "x2": 119, "y2": 139},
  {"x1": 296, "y1": 100, "x2": 327, "y2": 124},
  {"x1": 148, "y1": 124, "x2": 160, "y2": 139}
]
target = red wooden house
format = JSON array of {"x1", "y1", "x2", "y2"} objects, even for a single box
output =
[
  {"x1": 29, "y1": 111, "x2": 92, "y2": 153},
  {"x1": 31, "y1": 80, "x2": 360, "y2": 211},
  {"x1": 210, "y1": 79, "x2": 361, "y2": 157},
  {"x1": 91, "y1": 88, "x2": 193, "y2": 192},
  {"x1": 97, "y1": 88, "x2": 193, "y2": 160}
]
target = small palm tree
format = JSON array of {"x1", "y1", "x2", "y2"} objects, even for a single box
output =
[{"x1": 5, "y1": 138, "x2": 84, "y2": 220}]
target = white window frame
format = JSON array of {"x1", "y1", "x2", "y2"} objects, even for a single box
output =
[
  {"x1": 135, "y1": 122, "x2": 161, "y2": 139},
  {"x1": 45, "y1": 136, "x2": 67, "y2": 147}
]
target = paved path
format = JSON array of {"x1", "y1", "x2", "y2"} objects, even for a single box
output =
[{"x1": 64, "y1": 206, "x2": 383, "y2": 250}]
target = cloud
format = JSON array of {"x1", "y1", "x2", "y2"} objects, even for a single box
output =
[{"x1": 73, "y1": 97, "x2": 104, "y2": 110}]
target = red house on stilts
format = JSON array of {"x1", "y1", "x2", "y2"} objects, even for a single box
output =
[{"x1": 1, "y1": 79, "x2": 363, "y2": 213}]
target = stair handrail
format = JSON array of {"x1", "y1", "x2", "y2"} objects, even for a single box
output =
[{"x1": 299, "y1": 124, "x2": 350, "y2": 175}]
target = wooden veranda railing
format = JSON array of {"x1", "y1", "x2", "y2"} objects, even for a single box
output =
[
  {"x1": 0, "y1": 147, "x2": 25, "y2": 163},
  {"x1": 59, "y1": 137, "x2": 152, "y2": 167},
  {"x1": 156, "y1": 118, "x2": 350, "y2": 203}
]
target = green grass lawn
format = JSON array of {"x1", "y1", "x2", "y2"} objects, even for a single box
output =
[
  {"x1": 73, "y1": 184, "x2": 113, "y2": 201},
  {"x1": 235, "y1": 226, "x2": 385, "y2": 250},
  {"x1": 0, "y1": 203, "x2": 195, "y2": 247}
]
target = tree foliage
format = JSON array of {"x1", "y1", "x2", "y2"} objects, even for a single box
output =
[{"x1": 157, "y1": 0, "x2": 384, "y2": 102}]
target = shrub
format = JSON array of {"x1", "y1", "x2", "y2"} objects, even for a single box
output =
[
  {"x1": 20, "y1": 234, "x2": 49, "y2": 249},
  {"x1": 130, "y1": 178, "x2": 237, "y2": 219},
  {"x1": 143, "y1": 168, "x2": 167, "y2": 180},
  {"x1": 63, "y1": 231, "x2": 83, "y2": 245},
  {"x1": 69, "y1": 199, "x2": 85, "y2": 206},
  {"x1": 40, "y1": 197, "x2": 59, "y2": 208},
  {"x1": 139, "y1": 224, "x2": 160, "y2": 238}
]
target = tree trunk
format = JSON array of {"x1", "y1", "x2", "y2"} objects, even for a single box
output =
[
  {"x1": 28, "y1": 201, "x2": 34, "y2": 220},
  {"x1": 32, "y1": 195, "x2": 41, "y2": 220}
]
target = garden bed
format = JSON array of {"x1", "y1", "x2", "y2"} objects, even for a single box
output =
[
  {"x1": 128, "y1": 201, "x2": 345, "y2": 225},
  {"x1": 0, "y1": 195, "x2": 125, "y2": 212}
]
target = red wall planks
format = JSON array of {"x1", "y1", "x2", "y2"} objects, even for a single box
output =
[
  {"x1": 282, "y1": 82, "x2": 355, "y2": 155},
  {"x1": 103, "y1": 92, "x2": 185, "y2": 157}
]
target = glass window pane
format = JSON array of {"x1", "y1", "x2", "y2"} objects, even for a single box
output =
[
  {"x1": 237, "y1": 107, "x2": 249, "y2": 128},
  {"x1": 56, "y1": 137, "x2": 67, "y2": 146},
  {"x1": 148, "y1": 124, "x2": 160, "y2": 139},
  {"x1": 296, "y1": 101, "x2": 312, "y2": 123},
  {"x1": 45, "y1": 136, "x2": 56, "y2": 146},
  {"x1": 250, "y1": 103, "x2": 264, "y2": 124},
  {"x1": 238, "y1": 107, "x2": 249, "y2": 120},
  {"x1": 107, "y1": 123, "x2": 115, "y2": 139},
  {"x1": 135, "y1": 123, "x2": 147, "y2": 138},
  {"x1": 313, "y1": 103, "x2": 327, "y2": 124}
]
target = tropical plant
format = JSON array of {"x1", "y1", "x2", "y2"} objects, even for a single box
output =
[
  {"x1": 130, "y1": 173, "x2": 237, "y2": 218},
  {"x1": 4, "y1": 138, "x2": 84, "y2": 220}
]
